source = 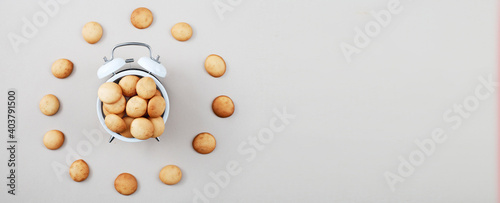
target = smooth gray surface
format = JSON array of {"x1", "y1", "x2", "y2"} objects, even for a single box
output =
[{"x1": 0, "y1": 0, "x2": 498, "y2": 202}]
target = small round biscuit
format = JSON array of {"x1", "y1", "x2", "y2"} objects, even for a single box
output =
[
  {"x1": 149, "y1": 117, "x2": 164, "y2": 138},
  {"x1": 148, "y1": 96, "x2": 166, "y2": 118},
  {"x1": 120, "y1": 117, "x2": 134, "y2": 138},
  {"x1": 114, "y1": 173, "x2": 138, "y2": 195},
  {"x1": 154, "y1": 89, "x2": 162, "y2": 97},
  {"x1": 105, "y1": 114, "x2": 127, "y2": 133},
  {"x1": 69, "y1": 159, "x2": 89, "y2": 182},
  {"x1": 212, "y1": 95, "x2": 234, "y2": 118},
  {"x1": 171, "y1": 22, "x2": 193, "y2": 41},
  {"x1": 82, "y1": 21, "x2": 103, "y2": 44},
  {"x1": 103, "y1": 106, "x2": 125, "y2": 117},
  {"x1": 159, "y1": 165, "x2": 182, "y2": 185},
  {"x1": 39, "y1": 94, "x2": 60, "y2": 116},
  {"x1": 136, "y1": 77, "x2": 156, "y2": 99},
  {"x1": 131, "y1": 7, "x2": 153, "y2": 29},
  {"x1": 98, "y1": 82, "x2": 122, "y2": 104},
  {"x1": 204, "y1": 54, "x2": 226, "y2": 77},
  {"x1": 104, "y1": 95, "x2": 126, "y2": 114},
  {"x1": 126, "y1": 96, "x2": 147, "y2": 118},
  {"x1": 192, "y1": 132, "x2": 216, "y2": 154},
  {"x1": 43, "y1": 130, "x2": 64, "y2": 150},
  {"x1": 119, "y1": 75, "x2": 140, "y2": 97},
  {"x1": 130, "y1": 117, "x2": 154, "y2": 140},
  {"x1": 51, "y1": 58, "x2": 73, "y2": 79}
]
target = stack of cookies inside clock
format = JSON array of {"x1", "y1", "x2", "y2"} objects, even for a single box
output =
[{"x1": 98, "y1": 76, "x2": 166, "y2": 140}]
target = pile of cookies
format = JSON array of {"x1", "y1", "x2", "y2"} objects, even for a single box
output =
[
  {"x1": 38, "y1": 5, "x2": 239, "y2": 197},
  {"x1": 98, "y1": 76, "x2": 166, "y2": 140}
]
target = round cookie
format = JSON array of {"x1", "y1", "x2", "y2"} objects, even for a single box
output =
[
  {"x1": 119, "y1": 75, "x2": 140, "y2": 97},
  {"x1": 130, "y1": 7, "x2": 153, "y2": 29},
  {"x1": 154, "y1": 89, "x2": 162, "y2": 97},
  {"x1": 98, "y1": 82, "x2": 122, "y2": 104},
  {"x1": 148, "y1": 96, "x2": 166, "y2": 118},
  {"x1": 120, "y1": 117, "x2": 134, "y2": 138},
  {"x1": 114, "y1": 173, "x2": 138, "y2": 195},
  {"x1": 130, "y1": 118, "x2": 154, "y2": 140},
  {"x1": 105, "y1": 114, "x2": 126, "y2": 133},
  {"x1": 192, "y1": 132, "x2": 216, "y2": 154},
  {"x1": 149, "y1": 117, "x2": 164, "y2": 138},
  {"x1": 126, "y1": 96, "x2": 147, "y2": 118},
  {"x1": 103, "y1": 95, "x2": 126, "y2": 114},
  {"x1": 204, "y1": 54, "x2": 226, "y2": 77},
  {"x1": 39, "y1": 94, "x2": 60, "y2": 116},
  {"x1": 69, "y1": 159, "x2": 89, "y2": 182},
  {"x1": 171, "y1": 22, "x2": 193, "y2": 41},
  {"x1": 82, "y1": 21, "x2": 103, "y2": 44},
  {"x1": 51, "y1": 58, "x2": 73, "y2": 79},
  {"x1": 43, "y1": 130, "x2": 64, "y2": 150},
  {"x1": 159, "y1": 165, "x2": 182, "y2": 185},
  {"x1": 136, "y1": 77, "x2": 156, "y2": 99},
  {"x1": 212, "y1": 95, "x2": 234, "y2": 118},
  {"x1": 103, "y1": 106, "x2": 125, "y2": 118}
]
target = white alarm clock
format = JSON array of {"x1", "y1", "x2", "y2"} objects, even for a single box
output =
[{"x1": 96, "y1": 42, "x2": 169, "y2": 143}]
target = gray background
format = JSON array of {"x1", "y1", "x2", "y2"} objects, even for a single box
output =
[{"x1": 0, "y1": 0, "x2": 498, "y2": 202}]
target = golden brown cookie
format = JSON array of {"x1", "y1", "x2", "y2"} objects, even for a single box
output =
[
  {"x1": 148, "y1": 95, "x2": 166, "y2": 118},
  {"x1": 103, "y1": 106, "x2": 125, "y2": 117},
  {"x1": 192, "y1": 132, "x2": 216, "y2": 154},
  {"x1": 114, "y1": 173, "x2": 137, "y2": 195},
  {"x1": 149, "y1": 117, "x2": 164, "y2": 138},
  {"x1": 51, "y1": 58, "x2": 73, "y2": 79},
  {"x1": 159, "y1": 165, "x2": 182, "y2": 185},
  {"x1": 171, "y1": 22, "x2": 193, "y2": 41},
  {"x1": 212, "y1": 95, "x2": 234, "y2": 118},
  {"x1": 120, "y1": 117, "x2": 134, "y2": 138},
  {"x1": 126, "y1": 96, "x2": 147, "y2": 118},
  {"x1": 43, "y1": 130, "x2": 64, "y2": 150},
  {"x1": 130, "y1": 117, "x2": 154, "y2": 140},
  {"x1": 154, "y1": 89, "x2": 162, "y2": 97},
  {"x1": 136, "y1": 77, "x2": 156, "y2": 99},
  {"x1": 105, "y1": 114, "x2": 126, "y2": 133},
  {"x1": 39, "y1": 94, "x2": 60, "y2": 116},
  {"x1": 98, "y1": 82, "x2": 122, "y2": 104},
  {"x1": 119, "y1": 75, "x2": 140, "y2": 97},
  {"x1": 69, "y1": 159, "x2": 89, "y2": 182},
  {"x1": 131, "y1": 7, "x2": 153, "y2": 29},
  {"x1": 82, "y1": 21, "x2": 103, "y2": 44},
  {"x1": 103, "y1": 95, "x2": 126, "y2": 114},
  {"x1": 204, "y1": 54, "x2": 226, "y2": 77}
]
